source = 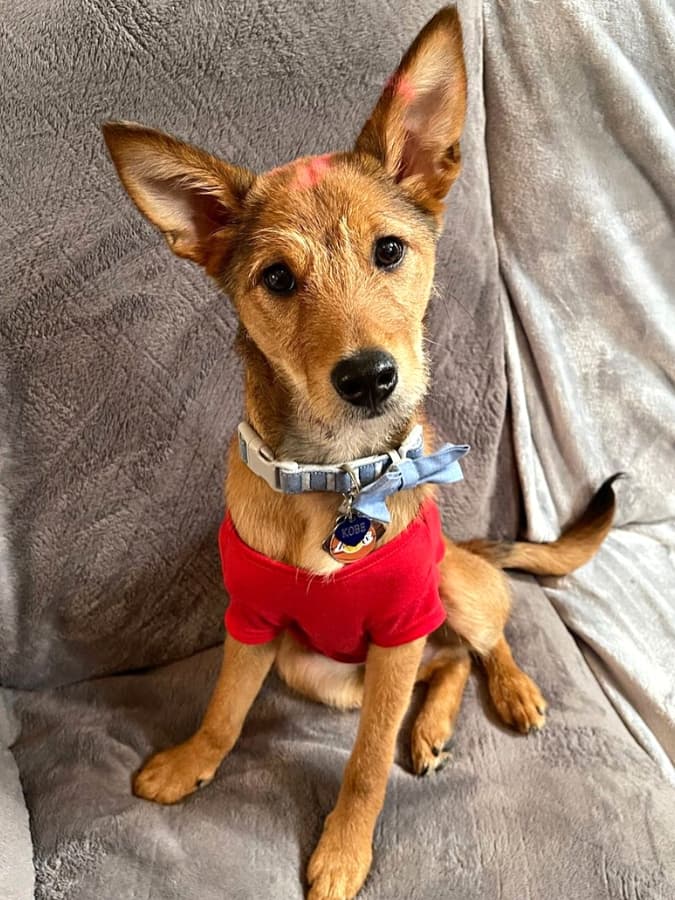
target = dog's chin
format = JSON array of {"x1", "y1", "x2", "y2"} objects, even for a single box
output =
[{"x1": 280, "y1": 390, "x2": 423, "y2": 464}]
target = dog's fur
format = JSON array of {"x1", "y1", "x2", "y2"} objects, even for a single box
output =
[{"x1": 103, "y1": 8, "x2": 616, "y2": 898}]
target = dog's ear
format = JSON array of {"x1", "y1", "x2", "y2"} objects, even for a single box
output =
[
  {"x1": 102, "y1": 121, "x2": 254, "y2": 274},
  {"x1": 355, "y1": 6, "x2": 466, "y2": 215}
]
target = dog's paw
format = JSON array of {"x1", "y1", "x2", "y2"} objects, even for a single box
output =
[
  {"x1": 410, "y1": 715, "x2": 453, "y2": 776},
  {"x1": 307, "y1": 815, "x2": 372, "y2": 900},
  {"x1": 133, "y1": 739, "x2": 218, "y2": 805},
  {"x1": 488, "y1": 668, "x2": 547, "y2": 734}
]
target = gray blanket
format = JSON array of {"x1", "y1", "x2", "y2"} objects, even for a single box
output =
[
  {"x1": 1, "y1": 1, "x2": 674, "y2": 898},
  {"x1": 484, "y1": 0, "x2": 675, "y2": 778},
  {"x1": 0, "y1": 692, "x2": 33, "y2": 900},
  {"x1": 9, "y1": 578, "x2": 675, "y2": 900}
]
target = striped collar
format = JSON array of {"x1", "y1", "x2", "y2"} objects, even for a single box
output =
[{"x1": 237, "y1": 421, "x2": 425, "y2": 495}]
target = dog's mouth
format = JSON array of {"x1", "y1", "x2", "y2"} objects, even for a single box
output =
[
  {"x1": 360, "y1": 400, "x2": 393, "y2": 419},
  {"x1": 344, "y1": 388, "x2": 417, "y2": 428},
  {"x1": 338, "y1": 391, "x2": 398, "y2": 420}
]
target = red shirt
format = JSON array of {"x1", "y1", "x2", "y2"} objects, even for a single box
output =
[{"x1": 219, "y1": 500, "x2": 446, "y2": 664}]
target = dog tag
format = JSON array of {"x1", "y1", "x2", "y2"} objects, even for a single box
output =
[
  {"x1": 323, "y1": 514, "x2": 386, "y2": 564},
  {"x1": 334, "y1": 514, "x2": 372, "y2": 546}
]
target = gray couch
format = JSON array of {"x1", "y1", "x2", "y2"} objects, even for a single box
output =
[{"x1": 1, "y1": 2, "x2": 673, "y2": 898}]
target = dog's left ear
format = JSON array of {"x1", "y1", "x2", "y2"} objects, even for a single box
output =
[{"x1": 355, "y1": 6, "x2": 467, "y2": 216}]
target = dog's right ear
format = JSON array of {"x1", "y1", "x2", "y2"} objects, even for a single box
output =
[
  {"x1": 355, "y1": 7, "x2": 466, "y2": 218},
  {"x1": 102, "y1": 122, "x2": 254, "y2": 274}
]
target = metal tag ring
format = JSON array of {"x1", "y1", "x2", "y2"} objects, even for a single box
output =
[{"x1": 340, "y1": 463, "x2": 362, "y2": 495}]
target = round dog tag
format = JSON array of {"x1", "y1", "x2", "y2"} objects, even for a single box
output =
[
  {"x1": 334, "y1": 514, "x2": 372, "y2": 546},
  {"x1": 322, "y1": 515, "x2": 386, "y2": 564}
]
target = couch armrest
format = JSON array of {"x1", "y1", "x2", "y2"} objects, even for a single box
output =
[{"x1": 0, "y1": 690, "x2": 34, "y2": 900}]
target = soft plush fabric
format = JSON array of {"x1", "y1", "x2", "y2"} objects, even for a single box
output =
[
  {"x1": 9, "y1": 578, "x2": 675, "y2": 900},
  {"x1": 2, "y1": 1, "x2": 675, "y2": 899},
  {"x1": 0, "y1": 692, "x2": 34, "y2": 900},
  {"x1": 0, "y1": 0, "x2": 516, "y2": 692},
  {"x1": 222, "y1": 501, "x2": 446, "y2": 663},
  {"x1": 483, "y1": 0, "x2": 675, "y2": 778}
]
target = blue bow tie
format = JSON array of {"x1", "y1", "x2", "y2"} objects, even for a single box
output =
[{"x1": 352, "y1": 442, "x2": 470, "y2": 523}]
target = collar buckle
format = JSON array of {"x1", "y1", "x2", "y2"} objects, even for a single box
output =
[{"x1": 238, "y1": 422, "x2": 299, "y2": 491}]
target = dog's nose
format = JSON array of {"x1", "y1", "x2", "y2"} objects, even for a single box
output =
[{"x1": 331, "y1": 349, "x2": 398, "y2": 410}]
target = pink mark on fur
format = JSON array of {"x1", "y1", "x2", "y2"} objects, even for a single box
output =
[
  {"x1": 395, "y1": 73, "x2": 416, "y2": 103},
  {"x1": 292, "y1": 154, "x2": 334, "y2": 190},
  {"x1": 266, "y1": 154, "x2": 334, "y2": 190},
  {"x1": 386, "y1": 70, "x2": 416, "y2": 104}
]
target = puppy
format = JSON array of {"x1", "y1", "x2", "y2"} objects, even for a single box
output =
[{"x1": 103, "y1": 8, "x2": 616, "y2": 899}]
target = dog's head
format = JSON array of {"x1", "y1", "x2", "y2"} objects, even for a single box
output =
[{"x1": 103, "y1": 8, "x2": 466, "y2": 454}]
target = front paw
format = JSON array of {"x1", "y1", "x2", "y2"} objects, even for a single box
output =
[
  {"x1": 133, "y1": 737, "x2": 219, "y2": 805},
  {"x1": 307, "y1": 814, "x2": 373, "y2": 900}
]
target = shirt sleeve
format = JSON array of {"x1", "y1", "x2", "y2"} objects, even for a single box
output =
[
  {"x1": 368, "y1": 588, "x2": 446, "y2": 648},
  {"x1": 224, "y1": 599, "x2": 283, "y2": 645},
  {"x1": 220, "y1": 514, "x2": 285, "y2": 646}
]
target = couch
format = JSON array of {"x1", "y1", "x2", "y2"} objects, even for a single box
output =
[{"x1": 1, "y1": 2, "x2": 673, "y2": 898}]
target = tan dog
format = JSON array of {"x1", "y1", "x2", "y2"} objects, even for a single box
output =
[{"x1": 103, "y1": 8, "x2": 616, "y2": 899}]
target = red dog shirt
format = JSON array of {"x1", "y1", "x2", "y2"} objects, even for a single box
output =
[{"x1": 219, "y1": 500, "x2": 446, "y2": 664}]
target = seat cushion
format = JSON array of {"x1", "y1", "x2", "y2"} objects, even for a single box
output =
[{"x1": 11, "y1": 577, "x2": 675, "y2": 900}]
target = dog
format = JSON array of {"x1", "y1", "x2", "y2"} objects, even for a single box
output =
[{"x1": 102, "y1": 7, "x2": 616, "y2": 899}]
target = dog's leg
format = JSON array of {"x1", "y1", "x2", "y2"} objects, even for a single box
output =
[
  {"x1": 482, "y1": 635, "x2": 546, "y2": 733},
  {"x1": 307, "y1": 638, "x2": 425, "y2": 900},
  {"x1": 133, "y1": 635, "x2": 278, "y2": 804},
  {"x1": 439, "y1": 539, "x2": 547, "y2": 733},
  {"x1": 411, "y1": 649, "x2": 471, "y2": 775}
]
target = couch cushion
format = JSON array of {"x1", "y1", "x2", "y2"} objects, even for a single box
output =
[
  {"x1": 483, "y1": 0, "x2": 675, "y2": 774},
  {"x1": 10, "y1": 577, "x2": 675, "y2": 900}
]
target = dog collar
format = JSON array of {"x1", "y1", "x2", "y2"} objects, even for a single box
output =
[{"x1": 237, "y1": 421, "x2": 426, "y2": 495}]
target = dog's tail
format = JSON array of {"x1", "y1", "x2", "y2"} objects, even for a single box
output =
[{"x1": 460, "y1": 475, "x2": 621, "y2": 577}]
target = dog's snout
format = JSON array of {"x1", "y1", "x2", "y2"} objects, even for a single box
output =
[{"x1": 331, "y1": 349, "x2": 398, "y2": 411}]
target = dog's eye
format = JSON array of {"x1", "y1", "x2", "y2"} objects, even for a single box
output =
[
  {"x1": 262, "y1": 263, "x2": 296, "y2": 295},
  {"x1": 374, "y1": 236, "x2": 406, "y2": 270}
]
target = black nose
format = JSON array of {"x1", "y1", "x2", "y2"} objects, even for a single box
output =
[{"x1": 331, "y1": 349, "x2": 398, "y2": 410}]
